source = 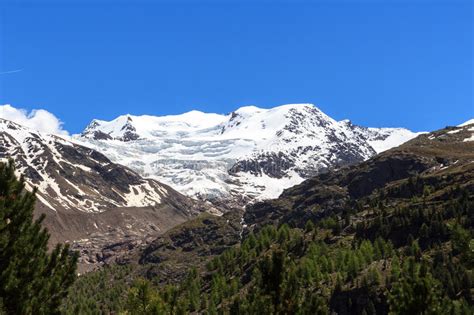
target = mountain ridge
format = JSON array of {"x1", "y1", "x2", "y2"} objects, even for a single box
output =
[
  {"x1": 0, "y1": 118, "x2": 216, "y2": 272},
  {"x1": 76, "y1": 104, "x2": 421, "y2": 202}
]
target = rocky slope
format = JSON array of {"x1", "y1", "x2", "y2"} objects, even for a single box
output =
[
  {"x1": 76, "y1": 104, "x2": 420, "y2": 203},
  {"x1": 244, "y1": 120, "x2": 474, "y2": 231},
  {"x1": 0, "y1": 118, "x2": 215, "y2": 271}
]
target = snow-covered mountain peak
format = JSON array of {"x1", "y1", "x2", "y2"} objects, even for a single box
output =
[
  {"x1": 81, "y1": 103, "x2": 332, "y2": 143},
  {"x1": 230, "y1": 103, "x2": 315, "y2": 116},
  {"x1": 76, "y1": 104, "x2": 420, "y2": 202},
  {"x1": 81, "y1": 110, "x2": 228, "y2": 141},
  {"x1": 233, "y1": 105, "x2": 264, "y2": 115},
  {"x1": 220, "y1": 103, "x2": 334, "y2": 141},
  {"x1": 231, "y1": 103, "x2": 322, "y2": 119}
]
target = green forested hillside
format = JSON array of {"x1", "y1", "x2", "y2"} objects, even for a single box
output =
[{"x1": 62, "y1": 185, "x2": 473, "y2": 314}]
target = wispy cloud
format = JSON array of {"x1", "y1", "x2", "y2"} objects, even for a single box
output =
[{"x1": 0, "y1": 69, "x2": 23, "y2": 75}]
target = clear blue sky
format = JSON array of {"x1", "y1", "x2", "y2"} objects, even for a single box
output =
[{"x1": 0, "y1": 0, "x2": 472, "y2": 133}]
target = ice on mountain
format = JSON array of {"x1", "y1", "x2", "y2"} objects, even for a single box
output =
[{"x1": 75, "y1": 104, "x2": 419, "y2": 202}]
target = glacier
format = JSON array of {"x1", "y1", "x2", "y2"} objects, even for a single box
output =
[{"x1": 75, "y1": 104, "x2": 421, "y2": 203}]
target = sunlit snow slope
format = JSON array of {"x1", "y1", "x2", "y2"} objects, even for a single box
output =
[
  {"x1": 76, "y1": 104, "x2": 420, "y2": 202},
  {"x1": 0, "y1": 118, "x2": 181, "y2": 213}
]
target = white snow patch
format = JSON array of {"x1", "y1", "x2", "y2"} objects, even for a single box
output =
[
  {"x1": 463, "y1": 134, "x2": 474, "y2": 142},
  {"x1": 447, "y1": 129, "x2": 461, "y2": 134},
  {"x1": 367, "y1": 128, "x2": 421, "y2": 153},
  {"x1": 123, "y1": 181, "x2": 163, "y2": 207},
  {"x1": 458, "y1": 119, "x2": 474, "y2": 127}
]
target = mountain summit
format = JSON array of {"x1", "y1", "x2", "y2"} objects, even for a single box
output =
[{"x1": 77, "y1": 104, "x2": 421, "y2": 202}]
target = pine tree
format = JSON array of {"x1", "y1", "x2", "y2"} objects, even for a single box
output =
[
  {"x1": 126, "y1": 278, "x2": 165, "y2": 315},
  {"x1": 388, "y1": 259, "x2": 443, "y2": 314},
  {"x1": 0, "y1": 160, "x2": 78, "y2": 314},
  {"x1": 259, "y1": 250, "x2": 286, "y2": 312},
  {"x1": 184, "y1": 268, "x2": 200, "y2": 311}
]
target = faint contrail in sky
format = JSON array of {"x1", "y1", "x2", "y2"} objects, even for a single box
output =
[{"x1": 0, "y1": 69, "x2": 23, "y2": 75}]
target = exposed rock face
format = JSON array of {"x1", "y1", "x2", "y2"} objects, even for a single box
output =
[
  {"x1": 76, "y1": 104, "x2": 420, "y2": 203},
  {"x1": 0, "y1": 118, "x2": 215, "y2": 272},
  {"x1": 139, "y1": 211, "x2": 242, "y2": 284},
  {"x1": 228, "y1": 151, "x2": 294, "y2": 178},
  {"x1": 119, "y1": 117, "x2": 140, "y2": 141},
  {"x1": 90, "y1": 130, "x2": 113, "y2": 141},
  {"x1": 82, "y1": 116, "x2": 140, "y2": 142}
]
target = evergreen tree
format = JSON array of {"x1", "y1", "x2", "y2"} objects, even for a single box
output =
[
  {"x1": 0, "y1": 160, "x2": 78, "y2": 315},
  {"x1": 125, "y1": 278, "x2": 166, "y2": 315},
  {"x1": 388, "y1": 259, "x2": 443, "y2": 314},
  {"x1": 259, "y1": 250, "x2": 286, "y2": 312}
]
